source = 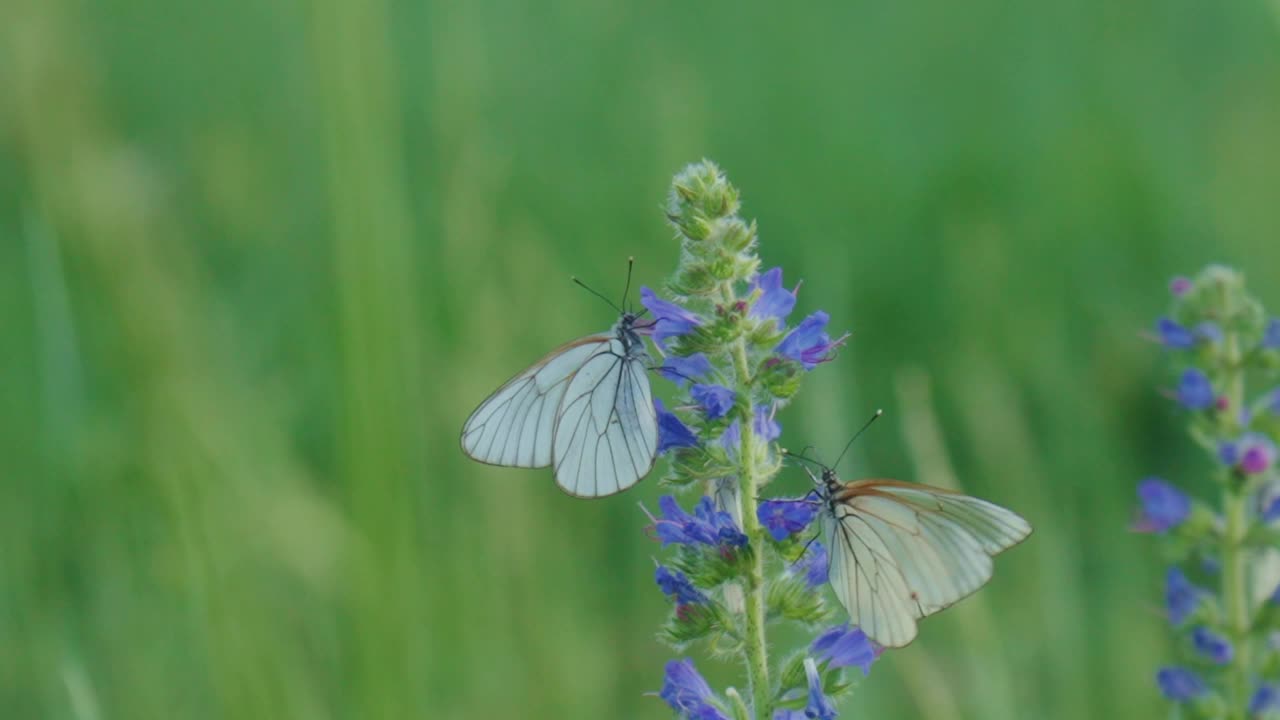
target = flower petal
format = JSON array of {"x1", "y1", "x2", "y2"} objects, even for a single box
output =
[{"x1": 656, "y1": 399, "x2": 699, "y2": 454}]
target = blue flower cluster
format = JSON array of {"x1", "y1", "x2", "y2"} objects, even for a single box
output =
[
  {"x1": 643, "y1": 162, "x2": 869, "y2": 720},
  {"x1": 1138, "y1": 267, "x2": 1280, "y2": 717},
  {"x1": 651, "y1": 495, "x2": 749, "y2": 549}
]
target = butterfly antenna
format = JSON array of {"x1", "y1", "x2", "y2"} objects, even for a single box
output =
[
  {"x1": 832, "y1": 408, "x2": 884, "y2": 470},
  {"x1": 781, "y1": 446, "x2": 823, "y2": 468},
  {"x1": 621, "y1": 256, "x2": 635, "y2": 313},
  {"x1": 572, "y1": 276, "x2": 624, "y2": 313}
]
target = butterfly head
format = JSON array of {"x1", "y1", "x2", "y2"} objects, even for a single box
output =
[{"x1": 820, "y1": 466, "x2": 842, "y2": 493}]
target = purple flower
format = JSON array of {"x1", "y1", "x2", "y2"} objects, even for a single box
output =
[
  {"x1": 1157, "y1": 667, "x2": 1206, "y2": 701},
  {"x1": 658, "y1": 659, "x2": 727, "y2": 720},
  {"x1": 1165, "y1": 567, "x2": 1204, "y2": 625},
  {"x1": 655, "y1": 566, "x2": 707, "y2": 605},
  {"x1": 758, "y1": 497, "x2": 820, "y2": 541},
  {"x1": 750, "y1": 267, "x2": 798, "y2": 326},
  {"x1": 1191, "y1": 626, "x2": 1233, "y2": 664},
  {"x1": 641, "y1": 287, "x2": 702, "y2": 348},
  {"x1": 802, "y1": 658, "x2": 837, "y2": 720},
  {"x1": 1132, "y1": 478, "x2": 1190, "y2": 533},
  {"x1": 1157, "y1": 317, "x2": 1196, "y2": 349},
  {"x1": 790, "y1": 541, "x2": 829, "y2": 588},
  {"x1": 754, "y1": 404, "x2": 782, "y2": 442},
  {"x1": 1220, "y1": 433, "x2": 1276, "y2": 475},
  {"x1": 812, "y1": 624, "x2": 877, "y2": 676},
  {"x1": 1176, "y1": 369, "x2": 1215, "y2": 410},
  {"x1": 691, "y1": 384, "x2": 736, "y2": 420},
  {"x1": 1265, "y1": 318, "x2": 1280, "y2": 349},
  {"x1": 656, "y1": 399, "x2": 699, "y2": 454},
  {"x1": 776, "y1": 311, "x2": 846, "y2": 370},
  {"x1": 1251, "y1": 685, "x2": 1280, "y2": 714},
  {"x1": 661, "y1": 353, "x2": 713, "y2": 386},
  {"x1": 650, "y1": 495, "x2": 746, "y2": 548},
  {"x1": 1170, "y1": 276, "x2": 1193, "y2": 296}
]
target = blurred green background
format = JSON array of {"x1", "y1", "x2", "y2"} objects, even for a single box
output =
[{"x1": 4, "y1": 0, "x2": 1280, "y2": 717}]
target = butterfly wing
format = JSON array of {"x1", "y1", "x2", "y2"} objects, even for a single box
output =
[
  {"x1": 552, "y1": 339, "x2": 658, "y2": 497},
  {"x1": 460, "y1": 335, "x2": 611, "y2": 468},
  {"x1": 824, "y1": 480, "x2": 1031, "y2": 647}
]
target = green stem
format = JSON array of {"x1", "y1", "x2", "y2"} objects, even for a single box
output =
[
  {"x1": 1221, "y1": 331, "x2": 1250, "y2": 718},
  {"x1": 722, "y1": 282, "x2": 771, "y2": 719}
]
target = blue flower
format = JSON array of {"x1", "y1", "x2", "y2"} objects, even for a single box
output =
[
  {"x1": 1132, "y1": 478, "x2": 1190, "y2": 533},
  {"x1": 812, "y1": 624, "x2": 877, "y2": 676},
  {"x1": 1265, "y1": 318, "x2": 1280, "y2": 349},
  {"x1": 1157, "y1": 317, "x2": 1196, "y2": 349},
  {"x1": 641, "y1": 287, "x2": 703, "y2": 348},
  {"x1": 1272, "y1": 388, "x2": 1280, "y2": 415},
  {"x1": 650, "y1": 495, "x2": 746, "y2": 548},
  {"x1": 1156, "y1": 667, "x2": 1206, "y2": 701},
  {"x1": 792, "y1": 541, "x2": 829, "y2": 588},
  {"x1": 1194, "y1": 322, "x2": 1222, "y2": 343},
  {"x1": 754, "y1": 404, "x2": 782, "y2": 442},
  {"x1": 1165, "y1": 567, "x2": 1204, "y2": 625},
  {"x1": 773, "y1": 712, "x2": 806, "y2": 720},
  {"x1": 758, "y1": 497, "x2": 820, "y2": 541},
  {"x1": 655, "y1": 566, "x2": 707, "y2": 605},
  {"x1": 1176, "y1": 369, "x2": 1215, "y2": 410},
  {"x1": 803, "y1": 658, "x2": 838, "y2": 719},
  {"x1": 691, "y1": 384, "x2": 736, "y2": 420},
  {"x1": 750, "y1": 267, "x2": 798, "y2": 326},
  {"x1": 656, "y1": 399, "x2": 699, "y2": 454},
  {"x1": 720, "y1": 407, "x2": 782, "y2": 458},
  {"x1": 691, "y1": 495, "x2": 748, "y2": 548},
  {"x1": 1251, "y1": 684, "x2": 1280, "y2": 714},
  {"x1": 661, "y1": 353, "x2": 713, "y2": 386},
  {"x1": 776, "y1": 311, "x2": 846, "y2": 370},
  {"x1": 1191, "y1": 626, "x2": 1233, "y2": 664},
  {"x1": 658, "y1": 659, "x2": 728, "y2": 720},
  {"x1": 1264, "y1": 495, "x2": 1280, "y2": 524},
  {"x1": 720, "y1": 420, "x2": 741, "y2": 457}
]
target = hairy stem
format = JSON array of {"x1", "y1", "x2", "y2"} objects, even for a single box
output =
[
  {"x1": 723, "y1": 282, "x2": 771, "y2": 718},
  {"x1": 1221, "y1": 330, "x2": 1250, "y2": 718}
]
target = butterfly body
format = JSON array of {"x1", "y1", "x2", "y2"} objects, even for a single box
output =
[
  {"x1": 461, "y1": 312, "x2": 658, "y2": 497},
  {"x1": 807, "y1": 464, "x2": 1031, "y2": 648}
]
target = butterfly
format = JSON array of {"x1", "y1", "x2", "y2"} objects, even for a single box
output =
[
  {"x1": 460, "y1": 261, "x2": 659, "y2": 497},
  {"x1": 790, "y1": 415, "x2": 1032, "y2": 647}
]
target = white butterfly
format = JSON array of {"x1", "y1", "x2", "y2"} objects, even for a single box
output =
[
  {"x1": 460, "y1": 273, "x2": 659, "y2": 497},
  {"x1": 797, "y1": 455, "x2": 1031, "y2": 648}
]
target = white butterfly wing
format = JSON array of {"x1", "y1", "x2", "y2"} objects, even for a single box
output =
[
  {"x1": 824, "y1": 481, "x2": 1031, "y2": 648},
  {"x1": 552, "y1": 338, "x2": 658, "y2": 497},
  {"x1": 460, "y1": 336, "x2": 610, "y2": 468}
]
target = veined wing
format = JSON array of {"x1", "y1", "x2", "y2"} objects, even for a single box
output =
[
  {"x1": 460, "y1": 335, "x2": 611, "y2": 468},
  {"x1": 552, "y1": 339, "x2": 658, "y2": 497},
  {"x1": 713, "y1": 477, "x2": 743, "y2": 528},
  {"x1": 825, "y1": 480, "x2": 1031, "y2": 648}
]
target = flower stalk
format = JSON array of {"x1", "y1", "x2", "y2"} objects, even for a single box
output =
[
  {"x1": 1221, "y1": 328, "x2": 1250, "y2": 717},
  {"x1": 1138, "y1": 265, "x2": 1280, "y2": 719},
  {"x1": 725, "y1": 278, "x2": 773, "y2": 716}
]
